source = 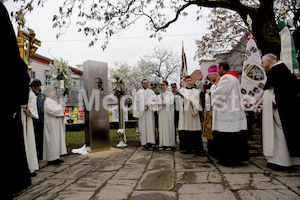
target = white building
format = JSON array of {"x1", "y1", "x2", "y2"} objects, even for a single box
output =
[
  {"x1": 199, "y1": 35, "x2": 248, "y2": 82},
  {"x1": 29, "y1": 53, "x2": 83, "y2": 105}
]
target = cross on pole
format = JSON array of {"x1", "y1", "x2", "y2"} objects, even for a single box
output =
[{"x1": 16, "y1": 9, "x2": 41, "y2": 74}]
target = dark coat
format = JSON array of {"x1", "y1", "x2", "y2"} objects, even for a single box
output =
[
  {"x1": 1, "y1": 2, "x2": 31, "y2": 198},
  {"x1": 264, "y1": 62, "x2": 300, "y2": 157}
]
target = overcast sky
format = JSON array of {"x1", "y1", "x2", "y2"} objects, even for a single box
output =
[{"x1": 5, "y1": 1, "x2": 212, "y2": 75}]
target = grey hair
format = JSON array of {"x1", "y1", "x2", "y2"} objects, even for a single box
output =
[
  {"x1": 43, "y1": 86, "x2": 56, "y2": 98},
  {"x1": 262, "y1": 53, "x2": 278, "y2": 61}
]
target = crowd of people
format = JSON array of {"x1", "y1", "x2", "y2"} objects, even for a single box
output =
[
  {"x1": 133, "y1": 59, "x2": 300, "y2": 169},
  {"x1": 3, "y1": 0, "x2": 300, "y2": 198},
  {"x1": 133, "y1": 63, "x2": 250, "y2": 166}
]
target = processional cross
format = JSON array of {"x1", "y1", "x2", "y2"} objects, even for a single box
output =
[{"x1": 16, "y1": 10, "x2": 41, "y2": 74}]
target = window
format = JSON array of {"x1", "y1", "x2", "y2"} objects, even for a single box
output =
[{"x1": 30, "y1": 71, "x2": 36, "y2": 79}]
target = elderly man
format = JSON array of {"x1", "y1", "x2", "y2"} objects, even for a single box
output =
[
  {"x1": 43, "y1": 87, "x2": 67, "y2": 165},
  {"x1": 178, "y1": 76, "x2": 203, "y2": 155},
  {"x1": 211, "y1": 62, "x2": 249, "y2": 166},
  {"x1": 30, "y1": 79, "x2": 46, "y2": 160},
  {"x1": 262, "y1": 53, "x2": 300, "y2": 170},
  {"x1": 203, "y1": 65, "x2": 220, "y2": 156},
  {"x1": 133, "y1": 79, "x2": 156, "y2": 149}
]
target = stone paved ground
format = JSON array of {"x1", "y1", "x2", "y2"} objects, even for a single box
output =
[{"x1": 14, "y1": 138, "x2": 300, "y2": 200}]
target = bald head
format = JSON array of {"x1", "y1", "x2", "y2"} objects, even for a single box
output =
[{"x1": 262, "y1": 53, "x2": 278, "y2": 71}]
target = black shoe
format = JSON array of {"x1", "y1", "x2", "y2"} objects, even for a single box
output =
[
  {"x1": 181, "y1": 151, "x2": 193, "y2": 154},
  {"x1": 48, "y1": 159, "x2": 62, "y2": 166},
  {"x1": 267, "y1": 163, "x2": 295, "y2": 171},
  {"x1": 30, "y1": 172, "x2": 37, "y2": 177}
]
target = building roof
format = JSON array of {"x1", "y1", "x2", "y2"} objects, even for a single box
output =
[
  {"x1": 31, "y1": 52, "x2": 83, "y2": 76},
  {"x1": 190, "y1": 69, "x2": 201, "y2": 84}
]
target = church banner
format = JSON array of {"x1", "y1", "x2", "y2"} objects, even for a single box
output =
[
  {"x1": 279, "y1": 24, "x2": 300, "y2": 76},
  {"x1": 241, "y1": 32, "x2": 267, "y2": 114},
  {"x1": 180, "y1": 42, "x2": 187, "y2": 88}
]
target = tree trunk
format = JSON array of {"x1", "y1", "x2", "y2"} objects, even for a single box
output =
[
  {"x1": 238, "y1": 2, "x2": 281, "y2": 57},
  {"x1": 251, "y1": 10, "x2": 281, "y2": 57}
]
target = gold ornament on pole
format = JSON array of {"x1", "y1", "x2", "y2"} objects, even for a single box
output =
[
  {"x1": 15, "y1": 9, "x2": 41, "y2": 74},
  {"x1": 247, "y1": 14, "x2": 252, "y2": 31}
]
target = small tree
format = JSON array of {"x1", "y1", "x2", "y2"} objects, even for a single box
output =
[{"x1": 138, "y1": 47, "x2": 180, "y2": 83}]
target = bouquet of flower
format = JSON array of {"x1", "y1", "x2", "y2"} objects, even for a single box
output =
[
  {"x1": 49, "y1": 58, "x2": 71, "y2": 96},
  {"x1": 111, "y1": 69, "x2": 129, "y2": 97}
]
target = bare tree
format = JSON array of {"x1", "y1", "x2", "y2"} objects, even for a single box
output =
[{"x1": 138, "y1": 47, "x2": 180, "y2": 83}]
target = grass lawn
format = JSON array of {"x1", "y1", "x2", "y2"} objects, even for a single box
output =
[{"x1": 66, "y1": 128, "x2": 140, "y2": 149}]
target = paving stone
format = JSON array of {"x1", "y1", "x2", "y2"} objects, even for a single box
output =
[
  {"x1": 65, "y1": 171, "x2": 115, "y2": 191},
  {"x1": 179, "y1": 190, "x2": 237, "y2": 200},
  {"x1": 131, "y1": 191, "x2": 177, "y2": 200},
  {"x1": 178, "y1": 183, "x2": 224, "y2": 194},
  {"x1": 53, "y1": 190, "x2": 94, "y2": 200},
  {"x1": 175, "y1": 160, "x2": 216, "y2": 172},
  {"x1": 39, "y1": 164, "x2": 70, "y2": 173},
  {"x1": 125, "y1": 149, "x2": 152, "y2": 165},
  {"x1": 251, "y1": 173, "x2": 287, "y2": 190},
  {"x1": 224, "y1": 174, "x2": 251, "y2": 190},
  {"x1": 238, "y1": 189, "x2": 300, "y2": 200},
  {"x1": 217, "y1": 162, "x2": 264, "y2": 173},
  {"x1": 15, "y1": 179, "x2": 75, "y2": 200},
  {"x1": 177, "y1": 171, "x2": 222, "y2": 184},
  {"x1": 137, "y1": 170, "x2": 174, "y2": 190},
  {"x1": 61, "y1": 154, "x2": 87, "y2": 165},
  {"x1": 174, "y1": 152, "x2": 210, "y2": 162},
  {"x1": 92, "y1": 151, "x2": 134, "y2": 172},
  {"x1": 276, "y1": 176, "x2": 300, "y2": 195},
  {"x1": 111, "y1": 164, "x2": 146, "y2": 180},
  {"x1": 147, "y1": 158, "x2": 174, "y2": 170},
  {"x1": 51, "y1": 162, "x2": 94, "y2": 179},
  {"x1": 95, "y1": 179, "x2": 137, "y2": 200}
]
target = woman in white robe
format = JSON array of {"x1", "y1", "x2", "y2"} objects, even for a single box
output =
[
  {"x1": 43, "y1": 87, "x2": 67, "y2": 165},
  {"x1": 21, "y1": 88, "x2": 39, "y2": 174},
  {"x1": 157, "y1": 81, "x2": 175, "y2": 149}
]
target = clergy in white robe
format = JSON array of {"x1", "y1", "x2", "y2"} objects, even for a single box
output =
[
  {"x1": 262, "y1": 54, "x2": 300, "y2": 169},
  {"x1": 43, "y1": 87, "x2": 67, "y2": 165},
  {"x1": 157, "y1": 81, "x2": 175, "y2": 148},
  {"x1": 133, "y1": 79, "x2": 156, "y2": 148},
  {"x1": 178, "y1": 76, "x2": 203, "y2": 154},
  {"x1": 211, "y1": 62, "x2": 249, "y2": 166},
  {"x1": 21, "y1": 89, "x2": 39, "y2": 173},
  {"x1": 263, "y1": 88, "x2": 300, "y2": 168}
]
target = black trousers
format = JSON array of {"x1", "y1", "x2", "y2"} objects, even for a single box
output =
[
  {"x1": 179, "y1": 130, "x2": 203, "y2": 152},
  {"x1": 213, "y1": 130, "x2": 249, "y2": 164},
  {"x1": 33, "y1": 118, "x2": 44, "y2": 160}
]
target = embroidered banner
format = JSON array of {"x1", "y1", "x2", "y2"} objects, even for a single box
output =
[{"x1": 241, "y1": 32, "x2": 267, "y2": 114}]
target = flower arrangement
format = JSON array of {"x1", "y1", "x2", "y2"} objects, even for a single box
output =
[
  {"x1": 111, "y1": 69, "x2": 129, "y2": 97},
  {"x1": 49, "y1": 58, "x2": 71, "y2": 96}
]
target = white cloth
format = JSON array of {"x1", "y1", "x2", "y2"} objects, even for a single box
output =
[
  {"x1": 263, "y1": 87, "x2": 300, "y2": 167},
  {"x1": 211, "y1": 74, "x2": 247, "y2": 132},
  {"x1": 158, "y1": 90, "x2": 175, "y2": 147},
  {"x1": 133, "y1": 88, "x2": 156, "y2": 145},
  {"x1": 21, "y1": 90, "x2": 39, "y2": 173},
  {"x1": 43, "y1": 97, "x2": 67, "y2": 161},
  {"x1": 178, "y1": 88, "x2": 202, "y2": 131},
  {"x1": 280, "y1": 26, "x2": 295, "y2": 73}
]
